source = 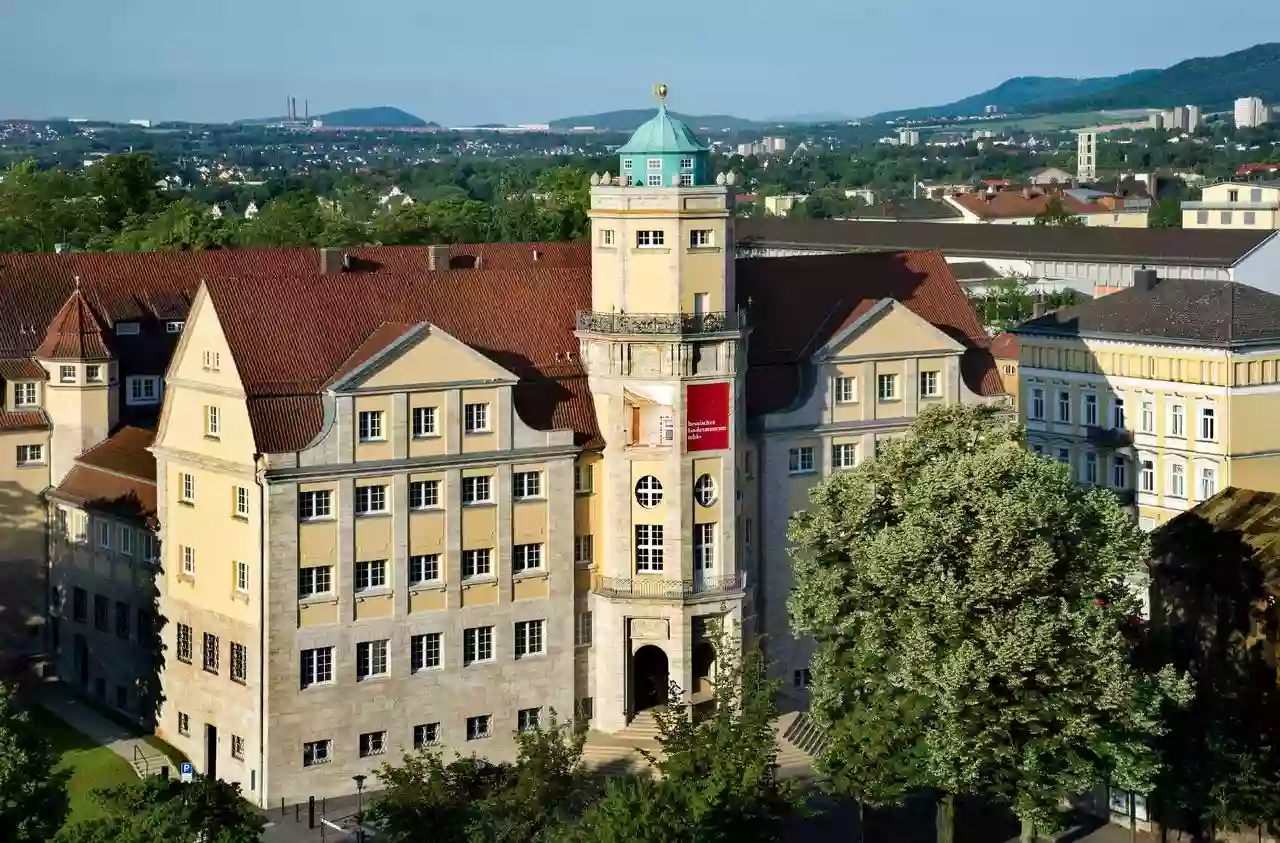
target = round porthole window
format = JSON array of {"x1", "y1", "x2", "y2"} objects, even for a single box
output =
[
  {"x1": 635, "y1": 475, "x2": 664, "y2": 508},
  {"x1": 693, "y1": 474, "x2": 717, "y2": 507}
]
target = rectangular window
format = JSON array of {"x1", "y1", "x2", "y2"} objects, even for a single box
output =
[
  {"x1": 181, "y1": 545, "x2": 196, "y2": 576},
  {"x1": 115, "y1": 601, "x2": 130, "y2": 639},
  {"x1": 137, "y1": 609, "x2": 152, "y2": 643},
  {"x1": 127, "y1": 376, "x2": 161, "y2": 406},
  {"x1": 14, "y1": 382, "x2": 37, "y2": 406},
  {"x1": 694, "y1": 522, "x2": 715, "y2": 571},
  {"x1": 356, "y1": 640, "x2": 389, "y2": 680},
  {"x1": 1141, "y1": 401, "x2": 1155, "y2": 433},
  {"x1": 679, "y1": 156, "x2": 694, "y2": 170},
  {"x1": 302, "y1": 739, "x2": 331, "y2": 767},
  {"x1": 359, "y1": 731, "x2": 387, "y2": 758},
  {"x1": 1244, "y1": 211, "x2": 1257, "y2": 226},
  {"x1": 647, "y1": 173, "x2": 663, "y2": 187},
  {"x1": 1199, "y1": 466, "x2": 1217, "y2": 500},
  {"x1": 513, "y1": 471, "x2": 542, "y2": 499},
  {"x1": 180, "y1": 473, "x2": 195, "y2": 503},
  {"x1": 744, "y1": 517, "x2": 754, "y2": 547},
  {"x1": 1030, "y1": 387, "x2": 1045, "y2": 420},
  {"x1": 205, "y1": 406, "x2": 221, "y2": 438},
  {"x1": 462, "y1": 476, "x2": 492, "y2": 505},
  {"x1": 1251, "y1": 188, "x2": 1263, "y2": 203},
  {"x1": 60, "y1": 365, "x2": 76, "y2": 383},
  {"x1": 832, "y1": 443, "x2": 856, "y2": 469},
  {"x1": 1140, "y1": 458, "x2": 1156, "y2": 493},
  {"x1": 414, "y1": 723, "x2": 441, "y2": 749},
  {"x1": 1169, "y1": 463, "x2": 1186, "y2": 498},
  {"x1": 466, "y1": 715, "x2": 491, "y2": 741},
  {"x1": 834, "y1": 377, "x2": 856, "y2": 404},
  {"x1": 202, "y1": 632, "x2": 219, "y2": 674},
  {"x1": 235, "y1": 560, "x2": 249, "y2": 593},
  {"x1": 464, "y1": 403, "x2": 490, "y2": 433},
  {"x1": 234, "y1": 486, "x2": 249, "y2": 518},
  {"x1": 1170, "y1": 404, "x2": 1185, "y2": 437},
  {"x1": 166, "y1": 321, "x2": 184, "y2": 334},
  {"x1": 788, "y1": 446, "x2": 815, "y2": 474},
  {"x1": 575, "y1": 611, "x2": 593, "y2": 647},
  {"x1": 1083, "y1": 393, "x2": 1099, "y2": 427},
  {"x1": 518, "y1": 707, "x2": 541, "y2": 733},
  {"x1": 178, "y1": 712, "x2": 190, "y2": 736},
  {"x1": 689, "y1": 229, "x2": 713, "y2": 248},
  {"x1": 1199, "y1": 406, "x2": 1216, "y2": 441},
  {"x1": 514, "y1": 543, "x2": 543, "y2": 572},
  {"x1": 231, "y1": 734, "x2": 244, "y2": 760},
  {"x1": 116, "y1": 321, "x2": 140, "y2": 336},
  {"x1": 1056, "y1": 390, "x2": 1071, "y2": 423},
  {"x1": 86, "y1": 364, "x2": 103, "y2": 382},
  {"x1": 1111, "y1": 397, "x2": 1126, "y2": 430},
  {"x1": 462, "y1": 548, "x2": 492, "y2": 579},
  {"x1": 99, "y1": 520, "x2": 112, "y2": 550},
  {"x1": 357, "y1": 410, "x2": 384, "y2": 442},
  {"x1": 622, "y1": 159, "x2": 633, "y2": 171},
  {"x1": 412, "y1": 406, "x2": 437, "y2": 438},
  {"x1": 599, "y1": 229, "x2": 615, "y2": 247},
  {"x1": 1083, "y1": 451, "x2": 1098, "y2": 485},
  {"x1": 355, "y1": 560, "x2": 387, "y2": 592},
  {"x1": 1196, "y1": 210, "x2": 1209, "y2": 225},
  {"x1": 1221, "y1": 211, "x2": 1233, "y2": 225},
  {"x1": 574, "y1": 463, "x2": 593, "y2": 493},
  {"x1": 794, "y1": 668, "x2": 813, "y2": 689},
  {"x1": 409, "y1": 554, "x2": 441, "y2": 585},
  {"x1": 231, "y1": 642, "x2": 247, "y2": 684},
  {"x1": 635, "y1": 524, "x2": 664, "y2": 572},
  {"x1": 300, "y1": 647, "x2": 334, "y2": 688},
  {"x1": 919, "y1": 371, "x2": 940, "y2": 398},
  {"x1": 72, "y1": 587, "x2": 88, "y2": 623},
  {"x1": 679, "y1": 171, "x2": 693, "y2": 185},
  {"x1": 635, "y1": 230, "x2": 665, "y2": 248},
  {"x1": 298, "y1": 490, "x2": 332, "y2": 520},
  {"x1": 646, "y1": 157, "x2": 662, "y2": 170},
  {"x1": 298, "y1": 565, "x2": 333, "y2": 598},
  {"x1": 464, "y1": 626, "x2": 494, "y2": 665},
  {"x1": 409, "y1": 479, "x2": 441, "y2": 509},
  {"x1": 176, "y1": 623, "x2": 192, "y2": 663},
  {"x1": 355, "y1": 485, "x2": 387, "y2": 515},
  {"x1": 1112, "y1": 456, "x2": 1128, "y2": 489},
  {"x1": 1228, "y1": 189, "x2": 1239, "y2": 202},
  {"x1": 876, "y1": 374, "x2": 899, "y2": 401},
  {"x1": 202, "y1": 350, "x2": 221, "y2": 372},
  {"x1": 514, "y1": 619, "x2": 545, "y2": 658},
  {"x1": 574, "y1": 534, "x2": 594, "y2": 565},
  {"x1": 411, "y1": 633, "x2": 442, "y2": 672}
]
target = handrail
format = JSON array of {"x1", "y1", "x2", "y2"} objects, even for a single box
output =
[{"x1": 592, "y1": 572, "x2": 746, "y2": 599}]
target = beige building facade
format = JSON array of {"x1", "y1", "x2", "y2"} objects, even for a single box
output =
[{"x1": 1183, "y1": 181, "x2": 1280, "y2": 230}]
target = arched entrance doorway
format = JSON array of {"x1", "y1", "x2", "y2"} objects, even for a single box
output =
[
  {"x1": 692, "y1": 641, "x2": 716, "y2": 696},
  {"x1": 632, "y1": 645, "x2": 669, "y2": 712}
]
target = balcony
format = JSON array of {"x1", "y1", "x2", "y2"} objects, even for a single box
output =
[
  {"x1": 1111, "y1": 488, "x2": 1136, "y2": 506},
  {"x1": 1085, "y1": 426, "x2": 1134, "y2": 448},
  {"x1": 575, "y1": 310, "x2": 744, "y2": 336},
  {"x1": 592, "y1": 572, "x2": 746, "y2": 601}
]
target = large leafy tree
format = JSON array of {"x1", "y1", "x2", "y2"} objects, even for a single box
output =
[
  {"x1": 56, "y1": 776, "x2": 262, "y2": 843},
  {"x1": 0, "y1": 688, "x2": 70, "y2": 843},
  {"x1": 789, "y1": 405, "x2": 1190, "y2": 841},
  {"x1": 1033, "y1": 196, "x2": 1085, "y2": 227}
]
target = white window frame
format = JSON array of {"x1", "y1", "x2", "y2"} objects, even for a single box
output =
[
  {"x1": 1083, "y1": 393, "x2": 1099, "y2": 427},
  {"x1": 354, "y1": 485, "x2": 387, "y2": 515},
  {"x1": 126, "y1": 375, "x2": 161, "y2": 406},
  {"x1": 693, "y1": 474, "x2": 717, "y2": 506},
  {"x1": 412, "y1": 406, "x2": 438, "y2": 438},
  {"x1": 788, "y1": 446, "x2": 815, "y2": 474},
  {"x1": 1111, "y1": 397, "x2": 1126, "y2": 430},
  {"x1": 1140, "y1": 457, "x2": 1156, "y2": 493},
  {"x1": 513, "y1": 471, "x2": 542, "y2": 500},
  {"x1": 302, "y1": 739, "x2": 331, "y2": 766},
  {"x1": 876, "y1": 373, "x2": 899, "y2": 402},
  {"x1": 59, "y1": 365, "x2": 76, "y2": 383},
  {"x1": 635, "y1": 524, "x2": 664, "y2": 572},
  {"x1": 1168, "y1": 461, "x2": 1186, "y2": 499},
  {"x1": 463, "y1": 626, "x2": 494, "y2": 665},
  {"x1": 202, "y1": 350, "x2": 220, "y2": 371},
  {"x1": 119, "y1": 525, "x2": 133, "y2": 556},
  {"x1": 574, "y1": 463, "x2": 593, "y2": 493},
  {"x1": 599, "y1": 229, "x2": 615, "y2": 247},
  {"x1": 359, "y1": 730, "x2": 387, "y2": 758},
  {"x1": 464, "y1": 402, "x2": 490, "y2": 433},
  {"x1": 234, "y1": 486, "x2": 249, "y2": 518},
  {"x1": 832, "y1": 443, "x2": 856, "y2": 470},
  {"x1": 834, "y1": 377, "x2": 857, "y2": 404},
  {"x1": 514, "y1": 619, "x2": 545, "y2": 658},
  {"x1": 679, "y1": 157, "x2": 694, "y2": 170},
  {"x1": 206, "y1": 405, "x2": 220, "y2": 438},
  {"x1": 693, "y1": 522, "x2": 715, "y2": 572},
  {"x1": 14, "y1": 382, "x2": 37, "y2": 407},
  {"x1": 1141, "y1": 400, "x2": 1155, "y2": 433},
  {"x1": 355, "y1": 560, "x2": 388, "y2": 592},
  {"x1": 180, "y1": 472, "x2": 195, "y2": 503},
  {"x1": 622, "y1": 159, "x2": 633, "y2": 172},
  {"x1": 1198, "y1": 464, "x2": 1218, "y2": 500},
  {"x1": 1169, "y1": 403, "x2": 1186, "y2": 438},
  {"x1": 357, "y1": 410, "x2": 385, "y2": 442},
  {"x1": 1029, "y1": 387, "x2": 1045, "y2": 420},
  {"x1": 514, "y1": 543, "x2": 543, "y2": 572},
  {"x1": 16, "y1": 443, "x2": 44, "y2": 466},
  {"x1": 463, "y1": 548, "x2": 492, "y2": 580},
  {"x1": 182, "y1": 545, "x2": 196, "y2": 576},
  {"x1": 575, "y1": 611, "x2": 593, "y2": 647},
  {"x1": 1083, "y1": 451, "x2": 1098, "y2": 485},
  {"x1": 679, "y1": 173, "x2": 693, "y2": 187},
  {"x1": 166, "y1": 321, "x2": 185, "y2": 334},
  {"x1": 635, "y1": 230, "x2": 666, "y2": 248},
  {"x1": 1056, "y1": 390, "x2": 1071, "y2": 423},
  {"x1": 298, "y1": 565, "x2": 333, "y2": 598},
  {"x1": 409, "y1": 479, "x2": 441, "y2": 510},
  {"x1": 635, "y1": 475, "x2": 663, "y2": 508},
  {"x1": 99, "y1": 520, "x2": 112, "y2": 550},
  {"x1": 646, "y1": 157, "x2": 662, "y2": 171},
  {"x1": 235, "y1": 560, "x2": 249, "y2": 593},
  {"x1": 412, "y1": 633, "x2": 442, "y2": 672},
  {"x1": 690, "y1": 229, "x2": 713, "y2": 248},
  {"x1": 919, "y1": 370, "x2": 940, "y2": 398},
  {"x1": 1111, "y1": 456, "x2": 1128, "y2": 489},
  {"x1": 462, "y1": 475, "x2": 492, "y2": 505},
  {"x1": 1199, "y1": 405, "x2": 1216, "y2": 441},
  {"x1": 356, "y1": 639, "x2": 389, "y2": 681},
  {"x1": 300, "y1": 647, "x2": 334, "y2": 688},
  {"x1": 409, "y1": 554, "x2": 441, "y2": 586},
  {"x1": 574, "y1": 534, "x2": 593, "y2": 565},
  {"x1": 298, "y1": 490, "x2": 332, "y2": 520},
  {"x1": 646, "y1": 173, "x2": 663, "y2": 187}
]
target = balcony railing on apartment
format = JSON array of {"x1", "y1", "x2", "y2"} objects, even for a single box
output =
[
  {"x1": 592, "y1": 572, "x2": 746, "y2": 600},
  {"x1": 1085, "y1": 426, "x2": 1134, "y2": 448},
  {"x1": 1112, "y1": 488, "x2": 1137, "y2": 506},
  {"x1": 575, "y1": 309, "x2": 744, "y2": 336}
]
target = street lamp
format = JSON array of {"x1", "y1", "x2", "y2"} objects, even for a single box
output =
[{"x1": 352, "y1": 774, "x2": 367, "y2": 843}]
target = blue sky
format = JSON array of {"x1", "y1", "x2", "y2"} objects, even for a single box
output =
[{"x1": 2, "y1": 0, "x2": 1277, "y2": 124}]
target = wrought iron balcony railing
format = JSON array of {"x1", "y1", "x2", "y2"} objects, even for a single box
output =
[
  {"x1": 1112, "y1": 488, "x2": 1137, "y2": 506},
  {"x1": 592, "y1": 572, "x2": 746, "y2": 600},
  {"x1": 1085, "y1": 426, "x2": 1134, "y2": 448},
  {"x1": 575, "y1": 310, "x2": 744, "y2": 336}
]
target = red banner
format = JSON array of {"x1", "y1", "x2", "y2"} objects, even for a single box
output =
[{"x1": 686, "y1": 382, "x2": 730, "y2": 452}]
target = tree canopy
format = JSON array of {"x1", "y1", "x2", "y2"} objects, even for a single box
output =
[
  {"x1": 0, "y1": 687, "x2": 70, "y2": 843},
  {"x1": 788, "y1": 405, "x2": 1191, "y2": 839},
  {"x1": 56, "y1": 776, "x2": 263, "y2": 843}
]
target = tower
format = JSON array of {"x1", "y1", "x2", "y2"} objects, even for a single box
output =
[
  {"x1": 577, "y1": 85, "x2": 748, "y2": 732},
  {"x1": 1076, "y1": 130, "x2": 1097, "y2": 183}
]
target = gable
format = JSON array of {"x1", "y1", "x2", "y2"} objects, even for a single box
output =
[
  {"x1": 348, "y1": 324, "x2": 519, "y2": 391},
  {"x1": 167, "y1": 285, "x2": 245, "y2": 392},
  {"x1": 819, "y1": 299, "x2": 965, "y2": 360}
]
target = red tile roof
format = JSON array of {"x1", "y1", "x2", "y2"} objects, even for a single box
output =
[
  {"x1": 951, "y1": 190, "x2": 1106, "y2": 220},
  {"x1": 0, "y1": 358, "x2": 45, "y2": 380},
  {"x1": 325, "y1": 323, "x2": 418, "y2": 388},
  {"x1": 989, "y1": 332, "x2": 1020, "y2": 359},
  {"x1": 738, "y1": 250, "x2": 1003, "y2": 414},
  {"x1": 0, "y1": 410, "x2": 49, "y2": 432},
  {"x1": 35, "y1": 289, "x2": 112, "y2": 360},
  {"x1": 50, "y1": 426, "x2": 157, "y2": 527},
  {"x1": 77, "y1": 425, "x2": 156, "y2": 482}
]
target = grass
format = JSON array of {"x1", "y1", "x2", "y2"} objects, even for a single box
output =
[{"x1": 28, "y1": 706, "x2": 139, "y2": 824}]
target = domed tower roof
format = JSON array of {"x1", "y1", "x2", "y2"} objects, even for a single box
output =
[{"x1": 617, "y1": 84, "x2": 709, "y2": 155}]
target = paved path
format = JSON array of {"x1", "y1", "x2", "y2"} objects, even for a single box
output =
[{"x1": 38, "y1": 684, "x2": 177, "y2": 778}]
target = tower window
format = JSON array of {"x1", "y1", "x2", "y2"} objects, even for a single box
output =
[
  {"x1": 679, "y1": 157, "x2": 693, "y2": 170},
  {"x1": 636, "y1": 230, "x2": 665, "y2": 249},
  {"x1": 59, "y1": 365, "x2": 76, "y2": 383},
  {"x1": 690, "y1": 230, "x2": 713, "y2": 249},
  {"x1": 599, "y1": 229, "x2": 615, "y2": 247},
  {"x1": 646, "y1": 158, "x2": 662, "y2": 171}
]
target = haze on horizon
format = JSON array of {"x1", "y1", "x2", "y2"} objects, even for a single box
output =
[{"x1": 3, "y1": 0, "x2": 1277, "y2": 125}]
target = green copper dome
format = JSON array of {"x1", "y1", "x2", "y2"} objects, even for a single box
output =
[{"x1": 617, "y1": 103, "x2": 709, "y2": 154}]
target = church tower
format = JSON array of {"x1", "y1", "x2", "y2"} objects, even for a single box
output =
[{"x1": 577, "y1": 85, "x2": 747, "y2": 733}]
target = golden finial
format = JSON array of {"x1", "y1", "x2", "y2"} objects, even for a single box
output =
[{"x1": 654, "y1": 83, "x2": 668, "y2": 103}]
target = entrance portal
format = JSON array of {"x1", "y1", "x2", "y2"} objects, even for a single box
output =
[
  {"x1": 692, "y1": 641, "x2": 716, "y2": 696},
  {"x1": 632, "y1": 645, "x2": 669, "y2": 712}
]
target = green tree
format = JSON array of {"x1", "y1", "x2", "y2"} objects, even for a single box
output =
[
  {"x1": 57, "y1": 776, "x2": 262, "y2": 843},
  {"x1": 0, "y1": 688, "x2": 70, "y2": 843},
  {"x1": 789, "y1": 405, "x2": 1191, "y2": 842},
  {"x1": 1148, "y1": 198, "x2": 1182, "y2": 229},
  {"x1": 0, "y1": 160, "x2": 99, "y2": 251},
  {"x1": 1033, "y1": 196, "x2": 1085, "y2": 227},
  {"x1": 236, "y1": 192, "x2": 328, "y2": 247},
  {"x1": 110, "y1": 199, "x2": 238, "y2": 251},
  {"x1": 89, "y1": 153, "x2": 165, "y2": 231}
]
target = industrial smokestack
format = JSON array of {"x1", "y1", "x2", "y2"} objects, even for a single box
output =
[{"x1": 305, "y1": 99, "x2": 309, "y2": 120}]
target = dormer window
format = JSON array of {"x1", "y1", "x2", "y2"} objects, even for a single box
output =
[
  {"x1": 115, "y1": 322, "x2": 140, "y2": 336},
  {"x1": 166, "y1": 321, "x2": 185, "y2": 334},
  {"x1": 59, "y1": 365, "x2": 76, "y2": 383},
  {"x1": 13, "y1": 383, "x2": 37, "y2": 407},
  {"x1": 86, "y1": 365, "x2": 103, "y2": 383},
  {"x1": 647, "y1": 158, "x2": 662, "y2": 171}
]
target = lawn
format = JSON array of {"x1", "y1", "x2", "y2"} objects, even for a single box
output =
[{"x1": 29, "y1": 706, "x2": 139, "y2": 824}]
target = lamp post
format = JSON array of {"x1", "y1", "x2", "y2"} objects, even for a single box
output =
[{"x1": 352, "y1": 774, "x2": 367, "y2": 843}]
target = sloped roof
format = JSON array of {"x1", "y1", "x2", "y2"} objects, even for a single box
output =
[
  {"x1": 0, "y1": 410, "x2": 49, "y2": 432},
  {"x1": 35, "y1": 289, "x2": 112, "y2": 361},
  {"x1": 737, "y1": 250, "x2": 1003, "y2": 415},
  {"x1": 1016, "y1": 277, "x2": 1280, "y2": 347},
  {"x1": 949, "y1": 190, "x2": 1110, "y2": 220},
  {"x1": 1157, "y1": 486, "x2": 1280, "y2": 564},
  {"x1": 989, "y1": 332, "x2": 1020, "y2": 359},
  {"x1": 617, "y1": 104, "x2": 709, "y2": 155},
  {"x1": 49, "y1": 425, "x2": 157, "y2": 527}
]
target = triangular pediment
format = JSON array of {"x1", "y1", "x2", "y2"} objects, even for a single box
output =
[
  {"x1": 331, "y1": 323, "x2": 519, "y2": 392},
  {"x1": 815, "y1": 298, "x2": 966, "y2": 361}
]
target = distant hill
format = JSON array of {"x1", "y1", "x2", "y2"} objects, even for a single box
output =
[
  {"x1": 239, "y1": 106, "x2": 434, "y2": 128},
  {"x1": 872, "y1": 70, "x2": 1158, "y2": 121},
  {"x1": 1033, "y1": 42, "x2": 1280, "y2": 113},
  {"x1": 548, "y1": 109, "x2": 758, "y2": 133},
  {"x1": 872, "y1": 42, "x2": 1280, "y2": 121}
]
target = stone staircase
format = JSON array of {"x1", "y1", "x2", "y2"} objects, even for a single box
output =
[{"x1": 781, "y1": 711, "x2": 828, "y2": 758}]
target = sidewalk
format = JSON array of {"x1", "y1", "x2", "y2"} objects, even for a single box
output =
[{"x1": 37, "y1": 683, "x2": 177, "y2": 778}]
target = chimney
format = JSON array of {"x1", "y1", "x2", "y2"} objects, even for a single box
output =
[
  {"x1": 319, "y1": 247, "x2": 346, "y2": 275},
  {"x1": 532, "y1": 249, "x2": 541, "y2": 263},
  {"x1": 474, "y1": 255, "x2": 485, "y2": 270},
  {"x1": 1134, "y1": 269, "x2": 1159, "y2": 290},
  {"x1": 427, "y1": 245, "x2": 448, "y2": 271},
  {"x1": 1021, "y1": 187, "x2": 1032, "y2": 200},
  {"x1": 1032, "y1": 300, "x2": 1048, "y2": 318}
]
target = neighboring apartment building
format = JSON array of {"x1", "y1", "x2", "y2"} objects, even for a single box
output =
[
  {"x1": 1182, "y1": 181, "x2": 1280, "y2": 230},
  {"x1": 944, "y1": 186, "x2": 1150, "y2": 227},
  {"x1": 990, "y1": 333, "x2": 1020, "y2": 411},
  {"x1": 2, "y1": 93, "x2": 1007, "y2": 808},
  {"x1": 1234, "y1": 96, "x2": 1270, "y2": 129},
  {"x1": 1013, "y1": 270, "x2": 1280, "y2": 530}
]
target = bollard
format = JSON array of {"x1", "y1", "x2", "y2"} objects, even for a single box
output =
[
  {"x1": 159, "y1": 765, "x2": 169, "y2": 779},
  {"x1": 295, "y1": 802, "x2": 299, "y2": 822},
  {"x1": 280, "y1": 797, "x2": 285, "y2": 816},
  {"x1": 309, "y1": 796, "x2": 316, "y2": 829}
]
